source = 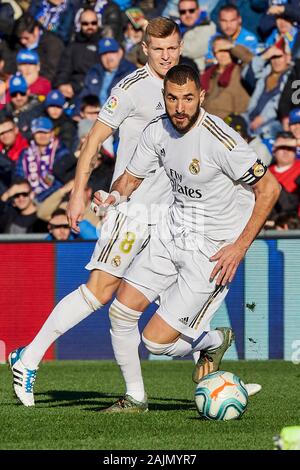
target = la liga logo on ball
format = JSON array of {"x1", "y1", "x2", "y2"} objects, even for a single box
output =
[{"x1": 195, "y1": 371, "x2": 248, "y2": 421}]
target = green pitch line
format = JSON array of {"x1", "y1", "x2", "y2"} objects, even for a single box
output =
[{"x1": 0, "y1": 360, "x2": 299, "y2": 450}]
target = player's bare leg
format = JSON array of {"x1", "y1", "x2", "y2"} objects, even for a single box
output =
[{"x1": 9, "y1": 269, "x2": 121, "y2": 407}]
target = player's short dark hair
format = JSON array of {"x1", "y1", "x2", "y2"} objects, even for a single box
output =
[
  {"x1": 219, "y1": 5, "x2": 240, "y2": 17},
  {"x1": 0, "y1": 113, "x2": 15, "y2": 126},
  {"x1": 144, "y1": 17, "x2": 181, "y2": 45},
  {"x1": 15, "y1": 13, "x2": 40, "y2": 36},
  {"x1": 80, "y1": 95, "x2": 100, "y2": 111},
  {"x1": 164, "y1": 64, "x2": 201, "y2": 90}
]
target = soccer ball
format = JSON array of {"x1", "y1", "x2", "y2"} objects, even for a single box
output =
[{"x1": 195, "y1": 371, "x2": 248, "y2": 421}]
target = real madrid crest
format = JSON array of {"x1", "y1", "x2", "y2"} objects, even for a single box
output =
[
  {"x1": 189, "y1": 159, "x2": 200, "y2": 175},
  {"x1": 111, "y1": 255, "x2": 121, "y2": 268},
  {"x1": 252, "y1": 162, "x2": 265, "y2": 178}
]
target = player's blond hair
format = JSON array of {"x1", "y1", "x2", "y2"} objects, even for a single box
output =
[{"x1": 144, "y1": 17, "x2": 181, "y2": 45}]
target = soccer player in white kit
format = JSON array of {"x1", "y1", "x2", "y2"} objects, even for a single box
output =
[
  {"x1": 95, "y1": 65, "x2": 280, "y2": 412},
  {"x1": 8, "y1": 18, "x2": 183, "y2": 407}
]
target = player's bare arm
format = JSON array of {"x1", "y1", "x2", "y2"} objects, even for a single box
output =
[
  {"x1": 67, "y1": 120, "x2": 114, "y2": 232},
  {"x1": 210, "y1": 170, "x2": 281, "y2": 286}
]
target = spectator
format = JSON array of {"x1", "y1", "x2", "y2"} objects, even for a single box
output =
[
  {"x1": 177, "y1": 0, "x2": 216, "y2": 72},
  {"x1": 29, "y1": 0, "x2": 76, "y2": 45},
  {"x1": 123, "y1": 13, "x2": 146, "y2": 66},
  {"x1": 265, "y1": 9, "x2": 300, "y2": 59},
  {"x1": 0, "y1": 142, "x2": 14, "y2": 195},
  {"x1": 54, "y1": 8, "x2": 101, "y2": 98},
  {"x1": 0, "y1": 114, "x2": 29, "y2": 162},
  {"x1": 46, "y1": 208, "x2": 75, "y2": 240},
  {"x1": 210, "y1": 1, "x2": 268, "y2": 37},
  {"x1": 274, "y1": 211, "x2": 300, "y2": 230},
  {"x1": 206, "y1": 4, "x2": 258, "y2": 66},
  {"x1": 79, "y1": 94, "x2": 101, "y2": 121},
  {"x1": 75, "y1": 94, "x2": 114, "y2": 157},
  {"x1": 289, "y1": 108, "x2": 300, "y2": 159},
  {"x1": 14, "y1": 14, "x2": 65, "y2": 82},
  {"x1": 243, "y1": 44, "x2": 291, "y2": 140},
  {"x1": 44, "y1": 89, "x2": 76, "y2": 150},
  {"x1": 201, "y1": 36, "x2": 249, "y2": 119},
  {"x1": 16, "y1": 49, "x2": 52, "y2": 98},
  {"x1": 78, "y1": 37, "x2": 135, "y2": 107},
  {"x1": 2, "y1": 73, "x2": 43, "y2": 138},
  {"x1": 269, "y1": 132, "x2": 300, "y2": 217},
  {"x1": 259, "y1": 0, "x2": 300, "y2": 40},
  {"x1": 0, "y1": 51, "x2": 11, "y2": 103},
  {"x1": 224, "y1": 113, "x2": 272, "y2": 166},
  {"x1": 75, "y1": 0, "x2": 124, "y2": 44},
  {"x1": 15, "y1": 117, "x2": 69, "y2": 201},
  {"x1": 0, "y1": 177, "x2": 48, "y2": 233}
]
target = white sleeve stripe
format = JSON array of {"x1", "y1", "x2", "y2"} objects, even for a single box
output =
[
  {"x1": 241, "y1": 174, "x2": 256, "y2": 183},
  {"x1": 125, "y1": 168, "x2": 145, "y2": 179}
]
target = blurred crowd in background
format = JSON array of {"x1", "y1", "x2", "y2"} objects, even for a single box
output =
[{"x1": 1, "y1": 0, "x2": 300, "y2": 240}]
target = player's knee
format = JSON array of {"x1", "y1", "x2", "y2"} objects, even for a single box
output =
[
  {"x1": 142, "y1": 334, "x2": 175, "y2": 356},
  {"x1": 78, "y1": 284, "x2": 102, "y2": 311},
  {"x1": 109, "y1": 299, "x2": 141, "y2": 332}
]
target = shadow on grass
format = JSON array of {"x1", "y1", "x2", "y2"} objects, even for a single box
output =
[{"x1": 35, "y1": 390, "x2": 194, "y2": 411}]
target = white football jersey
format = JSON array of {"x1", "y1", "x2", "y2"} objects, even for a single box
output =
[
  {"x1": 98, "y1": 64, "x2": 173, "y2": 223},
  {"x1": 127, "y1": 109, "x2": 268, "y2": 255}
]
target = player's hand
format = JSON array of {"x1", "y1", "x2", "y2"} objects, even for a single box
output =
[
  {"x1": 67, "y1": 191, "x2": 86, "y2": 233},
  {"x1": 209, "y1": 243, "x2": 247, "y2": 286},
  {"x1": 90, "y1": 190, "x2": 118, "y2": 216}
]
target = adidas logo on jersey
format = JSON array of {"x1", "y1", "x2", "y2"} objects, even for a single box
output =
[
  {"x1": 155, "y1": 102, "x2": 163, "y2": 110},
  {"x1": 179, "y1": 317, "x2": 189, "y2": 325}
]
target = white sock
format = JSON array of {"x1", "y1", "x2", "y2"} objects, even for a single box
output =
[
  {"x1": 193, "y1": 330, "x2": 223, "y2": 352},
  {"x1": 109, "y1": 299, "x2": 145, "y2": 402},
  {"x1": 22, "y1": 285, "x2": 102, "y2": 369}
]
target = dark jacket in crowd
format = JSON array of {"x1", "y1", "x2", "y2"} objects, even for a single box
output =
[
  {"x1": 0, "y1": 199, "x2": 48, "y2": 234},
  {"x1": 3, "y1": 98, "x2": 44, "y2": 140},
  {"x1": 100, "y1": 0, "x2": 125, "y2": 44},
  {"x1": 36, "y1": 30, "x2": 65, "y2": 81},
  {"x1": 0, "y1": 1, "x2": 15, "y2": 37},
  {"x1": 88, "y1": 155, "x2": 115, "y2": 194},
  {"x1": 54, "y1": 31, "x2": 101, "y2": 95},
  {"x1": 78, "y1": 57, "x2": 136, "y2": 107}
]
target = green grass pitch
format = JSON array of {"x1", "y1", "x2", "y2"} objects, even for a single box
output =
[{"x1": 0, "y1": 360, "x2": 299, "y2": 450}]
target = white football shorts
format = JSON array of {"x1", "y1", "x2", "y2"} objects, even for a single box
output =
[
  {"x1": 123, "y1": 227, "x2": 229, "y2": 340},
  {"x1": 86, "y1": 207, "x2": 150, "y2": 277}
]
